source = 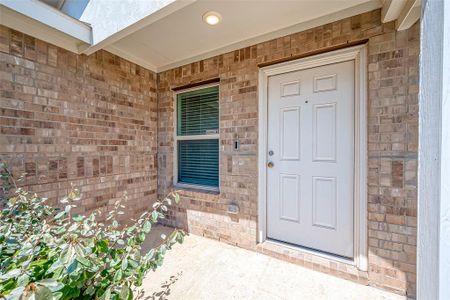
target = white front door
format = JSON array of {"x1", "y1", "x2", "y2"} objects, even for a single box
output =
[{"x1": 266, "y1": 60, "x2": 355, "y2": 258}]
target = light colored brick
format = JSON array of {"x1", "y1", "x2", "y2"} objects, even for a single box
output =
[
  {"x1": 0, "y1": 25, "x2": 158, "y2": 221},
  {"x1": 158, "y1": 9, "x2": 418, "y2": 298},
  {"x1": 0, "y1": 8, "x2": 419, "y2": 298}
]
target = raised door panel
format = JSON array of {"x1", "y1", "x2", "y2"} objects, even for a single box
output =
[
  {"x1": 280, "y1": 107, "x2": 301, "y2": 161},
  {"x1": 313, "y1": 103, "x2": 336, "y2": 162}
]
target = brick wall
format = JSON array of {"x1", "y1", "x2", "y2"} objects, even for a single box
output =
[
  {"x1": 0, "y1": 8, "x2": 419, "y2": 297},
  {"x1": 0, "y1": 25, "x2": 158, "y2": 219},
  {"x1": 367, "y1": 20, "x2": 419, "y2": 295},
  {"x1": 157, "y1": 9, "x2": 419, "y2": 297}
]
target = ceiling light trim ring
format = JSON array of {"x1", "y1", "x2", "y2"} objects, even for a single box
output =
[{"x1": 203, "y1": 11, "x2": 222, "y2": 25}]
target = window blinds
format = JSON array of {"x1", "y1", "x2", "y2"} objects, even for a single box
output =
[
  {"x1": 177, "y1": 86, "x2": 219, "y2": 136},
  {"x1": 177, "y1": 139, "x2": 219, "y2": 187},
  {"x1": 176, "y1": 86, "x2": 219, "y2": 188}
]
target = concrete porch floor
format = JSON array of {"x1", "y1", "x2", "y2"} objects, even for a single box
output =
[{"x1": 140, "y1": 227, "x2": 405, "y2": 300}]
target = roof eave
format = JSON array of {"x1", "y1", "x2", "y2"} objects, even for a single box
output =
[{"x1": 0, "y1": 0, "x2": 91, "y2": 53}]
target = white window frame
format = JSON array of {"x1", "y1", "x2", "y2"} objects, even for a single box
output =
[{"x1": 173, "y1": 83, "x2": 220, "y2": 192}]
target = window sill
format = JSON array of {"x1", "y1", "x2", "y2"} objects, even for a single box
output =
[{"x1": 173, "y1": 183, "x2": 220, "y2": 195}]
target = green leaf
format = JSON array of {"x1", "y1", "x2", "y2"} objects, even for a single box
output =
[
  {"x1": 110, "y1": 258, "x2": 120, "y2": 267},
  {"x1": 72, "y1": 215, "x2": 84, "y2": 222},
  {"x1": 176, "y1": 231, "x2": 185, "y2": 243},
  {"x1": 96, "y1": 240, "x2": 109, "y2": 253},
  {"x1": 66, "y1": 259, "x2": 78, "y2": 274},
  {"x1": 34, "y1": 285, "x2": 53, "y2": 300},
  {"x1": 85, "y1": 285, "x2": 95, "y2": 296},
  {"x1": 54, "y1": 226, "x2": 66, "y2": 234},
  {"x1": 142, "y1": 221, "x2": 151, "y2": 233},
  {"x1": 47, "y1": 260, "x2": 62, "y2": 273},
  {"x1": 151, "y1": 211, "x2": 159, "y2": 222},
  {"x1": 126, "y1": 288, "x2": 133, "y2": 300},
  {"x1": 6, "y1": 286, "x2": 25, "y2": 300},
  {"x1": 121, "y1": 258, "x2": 128, "y2": 271},
  {"x1": 119, "y1": 285, "x2": 129, "y2": 300},
  {"x1": 174, "y1": 193, "x2": 180, "y2": 204},
  {"x1": 128, "y1": 259, "x2": 139, "y2": 268},
  {"x1": 17, "y1": 273, "x2": 30, "y2": 287},
  {"x1": 54, "y1": 211, "x2": 65, "y2": 219},
  {"x1": 67, "y1": 223, "x2": 79, "y2": 232},
  {"x1": 30, "y1": 259, "x2": 49, "y2": 268},
  {"x1": 60, "y1": 245, "x2": 74, "y2": 264},
  {"x1": 0, "y1": 164, "x2": 184, "y2": 300},
  {"x1": 168, "y1": 230, "x2": 178, "y2": 242},
  {"x1": 0, "y1": 268, "x2": 21, "y2": 280},
  {"x1": 126, "y1": 225, "x2": 137, "y2": 235},
  {"x1": 101, "y1": 288, "x2": 111, "y2": 300},
  {"x1": 36, "y1": 279, "x2": 64, "y2": 291},
  {"x1": 59, "y1": 285, "x2": 80, "y2": 299},
  {"x1": 160, "y1": 244, "x2": 167, "y2": 255},
  {"x1": 113, "y1": 269, "x2": 122, "y2": 282},
  {"x1": 76, "y1": 256, "x2": 91, "y2": 267}
]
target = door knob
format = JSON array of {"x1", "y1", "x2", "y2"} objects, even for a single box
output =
[{"x1": 267, "y1": 162, "x2": 274, "y2": 168}]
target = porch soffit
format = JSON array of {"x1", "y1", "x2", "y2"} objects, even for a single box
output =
[{"x1": 0, "y1": 0, "x2": 421, "y2": 72}]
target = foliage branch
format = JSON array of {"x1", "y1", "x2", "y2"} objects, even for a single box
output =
[{"x1": 0, "y1": 162, "x2": 185, "y2": 300}]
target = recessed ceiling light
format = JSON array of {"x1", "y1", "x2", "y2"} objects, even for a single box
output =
[{"x1": 203, "y1": 11, "x2": 222, "y2": 25}]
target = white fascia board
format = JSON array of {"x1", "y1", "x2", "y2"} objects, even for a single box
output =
[
  {"x1": 396, "y1": 0, "x2": 421, "y2": 30},
  {"x1": 0, "y1": 0, "x2": 91, "y2": 44},
  {"x1": 381, "y1": 0, "x2": 422, "y2": 30},
  {"x1": 382, "y1": 0, "x2": 408, "y2": 22},
  {"x1": 0, "y1": 5, "x2": 89, "y2": 53}
]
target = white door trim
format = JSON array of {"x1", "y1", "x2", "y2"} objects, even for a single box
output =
[{"x1": 257, "y1": 44, "x2": 368, "y2": 271}]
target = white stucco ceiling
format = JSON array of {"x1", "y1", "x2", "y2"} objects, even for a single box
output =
[{"x1": 107, "y1": 0, "x2": 382, "y2": 71}]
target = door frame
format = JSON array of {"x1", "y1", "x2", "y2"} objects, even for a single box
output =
[{"x1": 257, "y1": 44, "x2": 368, "y2": 271}]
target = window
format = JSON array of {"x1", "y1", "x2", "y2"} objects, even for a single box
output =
[{"x1": 175, "y1": 85, "x2": 219, "y2": 190}]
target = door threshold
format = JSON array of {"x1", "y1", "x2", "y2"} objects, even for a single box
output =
[{"x1": 263, "y1": 238, "x2": 355, "y2": 267}]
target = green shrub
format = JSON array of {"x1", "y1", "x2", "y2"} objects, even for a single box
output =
[{"x1": 0, "y1": 162, "x2": 185, "y2": 300}]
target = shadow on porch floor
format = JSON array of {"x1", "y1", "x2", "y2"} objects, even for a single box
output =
[{"x1": 138, "y1": 226, "x2": 406, "y2": 300}]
